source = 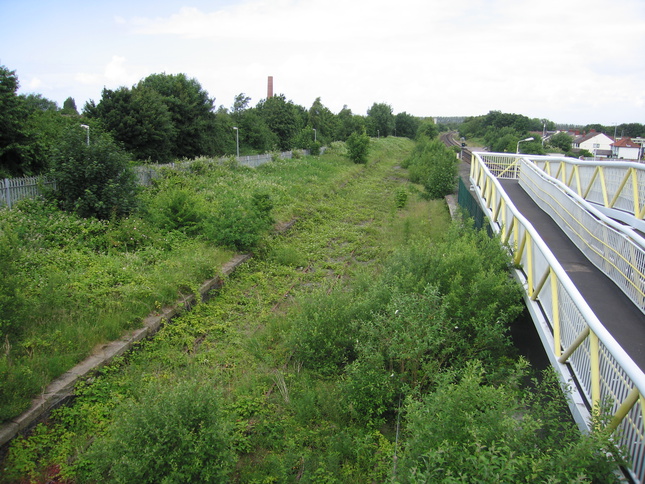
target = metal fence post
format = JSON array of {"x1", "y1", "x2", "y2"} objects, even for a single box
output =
[{"x1": 4, "y1": 178, "x2": 11, "y2": 209}]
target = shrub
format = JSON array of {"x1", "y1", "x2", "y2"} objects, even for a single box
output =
[
  {"x1": 309, "y1": 141, "x2": 322, "y2": 156},
  {"x1": 202, "y1": 191, "x2": 274, "y2": 251},
  {"x1": 399, "y1": 363, "x2": 623, "y2": 483},
  {"x1": 49, "y1": 126, "x2": 138, "y2": 219},
  {"x1": 145, "y1": 188, "x2": 206, "y2": 235},
  {"x1": 0, "y1": 221, "x2": 23, "y2": 342},
  {"x1": 77, "y1": 380, "x2": 235, "y2": 483},
  {"x1": 346, "y1": 131, "x2": 370, "y2": 164},
  {"x1": 404, "y1": 137, "x2": 457, "y2": 198}
]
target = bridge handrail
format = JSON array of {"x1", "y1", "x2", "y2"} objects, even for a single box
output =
[
  {"x1": 518, "y1": 159, "x2": 645, "y2": 314},
  {"x1": 470, "y1": 151, "x2": 645, "y2": 483},
  {"x1": 483, "y1": 153, "x2": 645, "y2": 223}
]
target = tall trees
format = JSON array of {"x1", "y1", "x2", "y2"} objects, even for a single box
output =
[
  {"x1": 366, "y1": 102, "x2": 395, "y2": 138},
  {"x1": 0, "y1": 66, "x2": 72, "y2": 176},
  {"x1": 335, "y1": 105, "x2": 365, "y2": 141},
  {"x1": 307, "y1": 97, "x2": 336, "y2": 144},
  {"x1": 0, "y1": 66, "x2": 29, "y2": 177},
  {"x1": 61, "y1": 97, "x2": 79, "y2": 116},
  {"x1": 256, "y1": 94, "x2": 302, "y2": 151},
  {"x1": 138, "y1": 73, "x2": 217, "y2": 159},
  {"x1": 94, "y1": 86, "x2": 175, "y2": 162},
  {"x1": 394, "y1": 111, "x2": 420, "y2": 139}
]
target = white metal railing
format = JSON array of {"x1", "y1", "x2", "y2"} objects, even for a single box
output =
[
  {"x1": 518, "y1": 159, "x2": 645, "y2": 314},
  {"x1": 0, "y1": 176, "x2": 57, "y2": 209},
  {"x1": 470, "y1": 151, "x2": 645, "y2": 483},
  {"x1": 527, "y1": 156, "x2": 645, "y2": 230}
]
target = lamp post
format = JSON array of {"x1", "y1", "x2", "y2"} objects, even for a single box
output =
[
  {"x1": 313, "y1": 128, "x2": 316, "y2": 142},
  {"x1": 80, "y1": 124, "x2": 90, "y2": 146},
  {"x1": 233, "y1": 127, "x2": 239, "y2": 158},
  {"x1": 516, "y1": 136, "x2": 534, "y2": 154}
]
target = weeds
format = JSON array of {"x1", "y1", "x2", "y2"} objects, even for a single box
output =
[{"x1": 1, "y1": 138, "x2": 623, "y2": 483}]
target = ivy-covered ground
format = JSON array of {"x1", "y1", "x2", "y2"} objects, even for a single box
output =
[{"x1": 1, "y1": 138, "x2": 624, "y2": 483}]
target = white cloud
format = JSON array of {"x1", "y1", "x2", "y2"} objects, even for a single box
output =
[
  {"x1": 105, "y1": 55, "x2": 130, "y2": 83},
  {"x1": 4, "y1": 0, "x2": 644, "y2": 123},
  {"x1": 27, "y1": 77, "x2": 42, "y2": 90}
]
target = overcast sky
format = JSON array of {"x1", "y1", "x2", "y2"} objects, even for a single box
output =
[{"x1": 2, "y1": 0, "x2": 644, "y2": 126}]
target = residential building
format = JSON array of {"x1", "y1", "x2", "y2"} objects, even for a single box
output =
[
  {"x1": 612, "y1": 137, "x2": 642, "y2": 160},
  {"x1": 573, "y1": 131, "x2": 614, "y2": 158}
]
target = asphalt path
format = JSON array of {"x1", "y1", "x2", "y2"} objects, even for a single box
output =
[{"x1": 499, "y1": 178, "x2": 645, "y2": 371}]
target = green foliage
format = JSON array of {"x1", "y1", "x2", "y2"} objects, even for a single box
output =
[
  {"x1": 366, "y1": 102, "x2": 395, "y2": 137},
  {"x1": 399, "y1": 362, "x2": 624, "y2": 483},
  {"x1": 256, "y1": 94, "x2": 303, "y2": 151},
  {"x1": 0, "y1": 357, "x2": 41, "y2": 422},
  {"x1": 49, "y1": 126, "x2": 138, "y2": 219},
  {"x1": 395, "y1": 112, "x2": 421, "y2": 139},
  {"x1": 395, "y1": 187, "x2": 408, "y2": 208},
  {"x1": 145, "y1": 188, "x2": 205, "y2": 235},
  {"x1": 203, "y1": 191, "x2": 274, "y2": 251},
  {"x1": 77, "y1": 380, "x2": 235, "y2": 483},
  {"x1": 139, "y1": 73, "x2": 218, "y2": 159},
  {"x1": 61, "y1": 97, "x2": 79, "y2": 116},
  {"x1": 308, "y1": 97, "x2": 337, "y2": 144},
  {"x1": 334, "y1": 106, "x2": 365, "y2": 141},
  {"x1": 404, "y1": 137, "x2": 457, "y2": 198},
  {"x1": 94, "y1": 86, "x2": 175, "y2": 163},
  {"x1": 549, "y1": 131, "x2": 574, "y2": 152},
  {"x1": 0, "y1": 220, "x2": 23, "y2": 342},
  {"x1": 345, "y1": 130, "x2": 370, "y2": 164},
  {"x1": 0, "y1": 138, "x2": 623, "y2": 483},
  {"x1": 0, "y1": 65, "x2": 29, "y2": 177},
  {"x1": 416, "y1": 119, "x2": 438, "y2": 139}
]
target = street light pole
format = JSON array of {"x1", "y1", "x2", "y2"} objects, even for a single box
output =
[
  {"x1": 313, "y1": 128, "x2": 316, "y2": 142},
  {"x1": 233, "y1": 127, "x2": 239, "y2": 158},
  {"x1": 80, "y1": 124, "x2": 90, "y2": 146},
  {"x1": 516, "y1": 136, "x2": 534, "y2": 154}
]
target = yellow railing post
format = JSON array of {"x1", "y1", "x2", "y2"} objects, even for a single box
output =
[
  {"x1": 551, "y1": 268, "x2": 561, "y2": 357},
  {"x1": 527, "y1": 233, "x2": 534, "y2": 297},
  {"x1": 609, "y1": 168, "x2": 632, "y2": 209},
  {"x1": 583, "y1": 167, "x2": 600, "y2": 200},
  {"x1": 631, "y1": 168, "x2": 642, "y2": 219},
  {"x1": 590, "y1": 330, "x2": 601, "y2": 409},
  {"x1": 608, "y1": 387, "x2": 640, "y2": 431},
  {"x1": 558, "y1": 327, "x2": 590, "y2": 364},
  {"x1": 514, "y1": 230, "x2": 526, "y2": 266},
  {"x1": 598, "y1": 166, "x2": 609, "y2": 207}
]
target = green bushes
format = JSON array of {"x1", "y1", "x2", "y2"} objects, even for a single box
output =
[
  {"x1": 0, "y1": 219, "x2": 23, "y2": 343},
  {"x1": 345, "y1": 130, "x2": 370, "y2": 164},
  {"x1": 404, "y1": 136, "x2": 458, "y2": 198},
  {"x1": 77, "y1": 380, "x2": 234, "y2": 483},
  {"x1": 400, "y1": 363, "x2": 623, "y2": 483},
  {"x1": 49, "y1": 126, "x2": 138, "y2": 219}
]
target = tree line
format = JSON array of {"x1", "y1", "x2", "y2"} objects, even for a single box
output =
[
  {"x1": 459, "y1": 110, "x2": 645, "y2": 156},
  {"x1": 0, "y1": 65, "x2": 424, "y2": 178}
]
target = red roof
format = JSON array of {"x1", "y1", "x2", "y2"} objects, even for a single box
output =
[{"x1": 612, "y1": 138, "x2": 639, "y2": 148}]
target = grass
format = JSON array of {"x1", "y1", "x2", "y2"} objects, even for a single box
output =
[
  {"x1": 1, "y1": 137, "x2": 451, "y2": 480},
  {"x1": 2, "y1": 137, "x2": 621, "y2": 483}
]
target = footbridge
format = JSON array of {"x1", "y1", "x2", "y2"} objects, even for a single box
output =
[{"x1": 467, "y1": 152, "x2": 645, "y2": 482}]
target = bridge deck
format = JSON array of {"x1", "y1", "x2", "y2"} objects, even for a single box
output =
[{"x1": 499, "y1": 179, "x2": 645, "y2": 371}]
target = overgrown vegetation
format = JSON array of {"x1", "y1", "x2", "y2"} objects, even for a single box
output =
[
  {"x1": 403, "y1": 136, "x2": 458, "y2": 199},
  {"x1": 49, "y1": 126, "x2": 139, "y2": 219},
  {"x1": 1, "y1": 138, "x2": 624, "y2": 483}
]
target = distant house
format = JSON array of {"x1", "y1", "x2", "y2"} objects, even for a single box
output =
[
  {"x1": 573, "y1": 131, "x2": 614, "y2": 158},
  {"x1": 611, "y1": 137, "x2": 641, "y2": 160}
]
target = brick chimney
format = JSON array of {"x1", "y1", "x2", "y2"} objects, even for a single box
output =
[{"x1": 267, "y1": 76, "x2": 273, "y2": 99}]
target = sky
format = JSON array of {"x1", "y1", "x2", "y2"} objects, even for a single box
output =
[{"x1": 1, "y1": 0, "x2": 644, "y2": 126}]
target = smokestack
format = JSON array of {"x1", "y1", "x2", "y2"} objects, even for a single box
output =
[{"x1": 267, "y1": 76, "x2": 273, "y2": 99}]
